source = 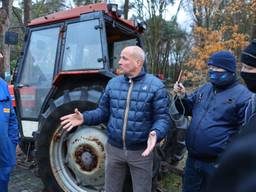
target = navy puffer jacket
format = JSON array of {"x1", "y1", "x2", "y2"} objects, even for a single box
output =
[{"x1": 83, "y1": 70, "x2": 171, "y2": 150}]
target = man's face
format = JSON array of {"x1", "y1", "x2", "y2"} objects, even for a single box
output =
[
  {"x1": 118, "y1": 48, "x2": 138, "y2": 77},
  {"x1": 240, "y1": 63, "x2": 256, "y2": 92},
  {"x1": 241, "y1": 63, "x2": 256, "y2": 73}
]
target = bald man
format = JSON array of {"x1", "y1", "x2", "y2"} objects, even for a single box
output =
[{"x1": 60, "y1": 46, "x2": 171, "y2": 192}]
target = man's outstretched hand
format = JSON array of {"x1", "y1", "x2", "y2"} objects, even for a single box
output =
[
  {"x1": 142, "y1": 131, "x2": 157, "y2": 157},
  {"x1": 60, "y1": 108, "x2": 84, "y2": 131}
]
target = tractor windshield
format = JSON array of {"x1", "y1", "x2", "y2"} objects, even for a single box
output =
[
  {"x1": 18, "y1": 27, "x2": 59, "y2": 118},
  {"x1": 62, "y1": 19, "x2": 103, "y2": 70}
]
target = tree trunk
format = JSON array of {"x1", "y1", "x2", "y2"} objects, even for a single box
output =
[
  {"x1": 24, "y1": 0, "x2": 31, "y2": 25},
  {"x1": 0, "y1": 0, "x2": 13, "y2": 81},
  {"x1": 123, "y1": 0, "x2": 129, "y2": 19},
  {"x1": 252, "y1": 16, "x2": 256, "y2": 40},
  {"x1": 0, "y1": 8, "x2": 8, "y2": 79},
  {"x1": 0, "y1": 52, "x2": 3, "y2": 78}
]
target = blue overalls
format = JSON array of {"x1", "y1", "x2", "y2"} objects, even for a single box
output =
[{"x1": 0, "y1": 78, "x2": 19, "y2": 192}]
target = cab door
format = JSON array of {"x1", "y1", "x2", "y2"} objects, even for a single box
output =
[{"x1": 15, "y1": 26, "x2": 60, "y2": 138}]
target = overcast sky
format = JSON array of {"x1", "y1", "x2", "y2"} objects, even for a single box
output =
[{"x1": 165, "y1": 1, "x2": 192, "y2": 31}]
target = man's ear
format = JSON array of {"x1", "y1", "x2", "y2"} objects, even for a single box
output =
[{"x1": 136, "y1": 59, "x2": 143, "y2": 68}]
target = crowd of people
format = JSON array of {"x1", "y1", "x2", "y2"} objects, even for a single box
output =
[
  {"x1": 61, "y1": 40, "x2": 256, "y2": 192},
  {"x1": 1, "y1": 40, "x2": 256, "y2": 192}
]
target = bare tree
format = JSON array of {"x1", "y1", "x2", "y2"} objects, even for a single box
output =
[
  {"x1": 123, "y1": 0, "x2": 129, "y2": 19},
  {"x1": 131, "y1": 0, "x2": 177, "y2": 76},
  {"x1": 0, "y1": 0, "x2": 13, "y2": 80},
  {"x1": 24, "y1": 0, "x2": 31, "y2": 25}
]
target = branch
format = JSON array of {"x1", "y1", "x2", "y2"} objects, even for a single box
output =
[{"x1": 12, "y1": 6, "x2": 25, "y2": 32}]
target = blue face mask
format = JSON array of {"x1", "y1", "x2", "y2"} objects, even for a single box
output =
[{"x1": 208, "y1": 70, "x2": 236, "y2": 87}]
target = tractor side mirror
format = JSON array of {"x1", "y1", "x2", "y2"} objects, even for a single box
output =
[{"x1": 5, "y1": 31, "x2": 18, "y2": 45}]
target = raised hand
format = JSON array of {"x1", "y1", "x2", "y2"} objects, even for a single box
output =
[
  {"x1": 142, "y1": 131, "x2": 157, "y2": 157},
  {"x1": 173, "y1": 81, "x2": 186, "y2": 96},
  {"x1": 60, "y1": 108, "x2": 84, "y2": 131}
]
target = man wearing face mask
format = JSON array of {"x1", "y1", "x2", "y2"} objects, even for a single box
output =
[
  {"x1": 240, "y1": 39, "x2": 256, "y2": 125},
  {"x1": 204, "y1": 40, "x2": 256, "y2": 192},
  {"x1": 173, "y1": 50, "x2": 251, "y2": 192}
]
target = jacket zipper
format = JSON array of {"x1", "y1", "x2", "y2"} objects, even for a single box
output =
[{"x1": 122, "y1": 78, "x2": 134, "y2": 151}]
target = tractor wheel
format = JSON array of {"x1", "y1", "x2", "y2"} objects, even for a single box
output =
[{"x1": 36, "y1": 87, "x2": 108, "y2": 192}]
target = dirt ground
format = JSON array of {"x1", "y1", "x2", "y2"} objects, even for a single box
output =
[
  {"x1": 9, "y1": 147, "x2": 44, "y2": 192},
  {"x1": 9, "y1": 146, "x2": 184, "y2": 192}
]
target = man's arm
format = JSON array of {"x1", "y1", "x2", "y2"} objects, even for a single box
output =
[
  {"x1": 142, "y1": 84, "x2": 171, "y2": 156},
  {"x1": 151, "y1": 86, "x2": 171, "y2": 142},
  {"x1": 173, "y1": 82, "x2": 198, "y2": 116},
  {"x1": 82, "y1": 85, "x2": 110, "y2": 125},
  {"x1": 6, "y1": 84, "x2": 19, "y2": 145},
  {"x1": 8, "y1": 106, "x2": 19, "y2": 145},
  {"x1": 237, "y1": 89, "x2": 252, "y2": 126},
  {"x1": 174, "y1": 95, "x2": 195, "y2": 116},
  {"x1": 61, "y1": 84, "x2": 110, "y2": 131}
]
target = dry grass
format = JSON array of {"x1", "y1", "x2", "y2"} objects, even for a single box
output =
[{"x1": 161, "y1": 172, "x2": 182, "y2": 192}]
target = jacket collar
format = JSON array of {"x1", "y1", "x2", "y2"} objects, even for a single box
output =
[
  {"x1": 124, "y1": 68, "x2": 146, "y2": 82},
  {"x1": 213, "y1": 79, "x2": 239, "y2": 92}
]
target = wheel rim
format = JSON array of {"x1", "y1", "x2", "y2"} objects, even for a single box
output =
[{"x1": 50, "y1": 125, "x2": 107, "y2": 192}]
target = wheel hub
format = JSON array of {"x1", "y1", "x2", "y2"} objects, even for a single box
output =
[
  {"x1": 75, "y1": 144, "x2": 98, "y2": 171},
  {"x1": 50, "y1": 126, "x2": 107, "y2": 191}
]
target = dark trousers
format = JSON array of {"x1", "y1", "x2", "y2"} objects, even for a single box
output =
[
  {"x1": 0, "y1": 166, "x2": 13, "y2": 192},
  {"x1": 105, "y1": 143, "x2": 153, "y2": 192},
  {"x1": 182, "y1": 156, "x2": 217, "y2": 192}
]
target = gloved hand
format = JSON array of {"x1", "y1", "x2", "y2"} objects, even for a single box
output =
[{"x1": 173, "y1": 81, "x2": 186, "y2": 97}]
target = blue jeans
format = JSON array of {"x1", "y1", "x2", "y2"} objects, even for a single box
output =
[
  {"x1": 0, "y1": 167, "x2": 13, "y2": 192},
  {"x1": 182, "y1": 156, "x2": 217, "y2": 192}
]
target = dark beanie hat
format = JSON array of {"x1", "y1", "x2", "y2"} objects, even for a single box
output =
[
  {"x1": 241, "y1": 39, "x2": 256, "y2": 67},
  {"x1": 208, "y1": 51, "x2": 236, "y2": 73}
]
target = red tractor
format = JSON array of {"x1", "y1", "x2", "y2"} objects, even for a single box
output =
[{"x1": 6, "y1": 3, "x2": 187, "y2": 191}]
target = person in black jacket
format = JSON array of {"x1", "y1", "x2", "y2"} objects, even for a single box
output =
[
  {"x1": 60, "y1": 46, "x2": 171, "y2": 192},
  {"x1": 206, "y1": 40, "x2": 256, "y2": 192},
  {"x1": 173, "y1": 50, "x2": 251, "y2": 192},
  {"x1": 240, "y1": 39, "x2": 256, "y2": 124}
]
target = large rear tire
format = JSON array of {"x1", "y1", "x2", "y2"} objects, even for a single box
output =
[{"x1": 36, "y1": 87, "x2": 108, "y2": 192}]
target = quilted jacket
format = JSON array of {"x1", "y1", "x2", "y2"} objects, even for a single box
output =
[{"x1": 83, "y1": 70, "x2": 171, "y2": 150}]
